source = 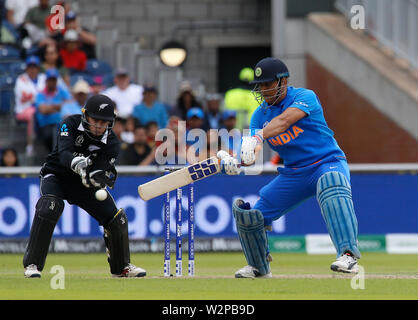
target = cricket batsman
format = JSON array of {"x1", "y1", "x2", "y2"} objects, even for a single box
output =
[
  {"x1": 218, "y1": 57, "x2": 361, "y2": 278},
  {"x1": 23, "y1": 94, "x2": 146, "y2": 278}
]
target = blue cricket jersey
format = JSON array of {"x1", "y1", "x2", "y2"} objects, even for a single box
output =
[
  {"x1": 250, "y1": 86, "x2": 345, "y2": 168},
  {"x1": 35, "y1": 86, "x2": 71, "y2": 127}
]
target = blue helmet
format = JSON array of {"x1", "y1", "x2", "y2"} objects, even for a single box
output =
[
  {"x1": 250, "y1": 57, "x2": 289, "y2": 84},
  {"x1": 251, "y1": 57, "x2": 290, "y2": 107}
]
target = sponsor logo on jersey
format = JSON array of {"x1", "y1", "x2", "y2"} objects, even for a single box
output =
[
  {"x1": 294, "y1": 101, "x2": 309, "y2": 108},
  {"x1": 268, "y1": 125, "x2": 304, "y2": 146},
  {"x1": 60, "y1": 123, "x2": 69, "y2": 136}
]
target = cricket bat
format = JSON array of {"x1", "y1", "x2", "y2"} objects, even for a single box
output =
[{"x1": 138, "y1": 156, "x2": 221, "y2": 201}]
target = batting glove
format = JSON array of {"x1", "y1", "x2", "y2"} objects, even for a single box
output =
[
  {"x1": 217, "y1": 151, "x2": 240, "y2": 175},
  {"x1": 240, "y1": 136, "x2": 261, "y2": 165}
]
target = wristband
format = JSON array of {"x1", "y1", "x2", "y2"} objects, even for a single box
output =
[{"x1": 252, "y1": 132, "x2": 263, "y2": 144}]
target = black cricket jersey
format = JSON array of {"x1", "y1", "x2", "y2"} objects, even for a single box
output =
[{"x1": 40, "y1": 114, "x2": 120, "y2": 178}]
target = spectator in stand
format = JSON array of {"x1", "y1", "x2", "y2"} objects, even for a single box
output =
[
  {"x1": 132, "y1": 84, "x2": 168, "y2": 130},
  {"x1": 63, "y1": 11, "x2": 97, "y2": 59},
  {"x1": 119, "y1": 126, "x2": 154, "y2": 166},
  {"x1": 186, "y1": 108, "x2": 206, "y2": 162},
  {"x1": 91, "y1": 76, "x2": 105, "y2": 95},
  {"x1": 14, "y1": 56, "x2": 46, "y2": 156},
  {"x1": 186, "y1": 107, "x2": 205, "y2": 131},
  {"x1": 34, "y1": 68, "x2": 71, "y2": 152},
  {"x1": 173, "y1": 81, "x2": 202, "y2": 120},
  {"x1": 204, "y1": 93, "x2": 223, "y2": 130},
  {"x1": 6, "y1": 0, "x2": 37, "y2": 27},
  {"x1": 219, "y1": 110, "x2": 241, "y2": 156},
  {"x1": 40, "y1": 43, "x2": 70, "y2": 89},
  {"x1": 60, "y1": 79, "x2": 90, "y2": 119},
  {"x1": 158, "y1": 116, "x2": 187, "y2": 165},
  {"x1": 145, "y1": 121, "x2": 159, "y2": 149},
  {"x1": 24, "y1": 0, "x2": 50, "y2": 29},
  {"x1": 0, "y1": 147, "x2": 19, "y2": 167},
  {"x1": 59, "y1": 29, "x2": 87, "y2": 72},
  {"x1": 121, "y1": 116, "x2": 139, "y2": 144},
  {"x1": 111, "y1": 116, "x2": 128, "y2": 150},
  {"x1": 203, "y1": 130, "x2": 223, "y2": 161},
  {"x1": 102, "y1": 68, "x2": 143, "y2": 119}
]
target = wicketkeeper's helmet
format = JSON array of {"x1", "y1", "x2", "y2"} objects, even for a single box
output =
[{"x1": 81, "y1": 94, "x2": 116, "y2": 140}]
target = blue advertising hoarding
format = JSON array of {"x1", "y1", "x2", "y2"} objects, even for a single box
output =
[{"x1": 0, "y1": 173, "x2": 417, "y2": 238}]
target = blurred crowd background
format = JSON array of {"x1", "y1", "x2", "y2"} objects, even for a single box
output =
[{"x1": 0, "y1": 0, "x2": 417, "y2": 168}]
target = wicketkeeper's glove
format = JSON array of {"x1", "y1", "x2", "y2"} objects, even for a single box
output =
[
  {"x1": 89, "y1": 166, "x2": 117, "y2": 189},
  {"x1": 71, "y1": 156, "x2": 92, "y2": 188}
]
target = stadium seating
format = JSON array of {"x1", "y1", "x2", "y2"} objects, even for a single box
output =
[
  {"x1": 4, "y1": 62, "x2": 26, "y2": 76},
  {"x1": 0, "y1": 75, "x2": 16, "y2": 114},
  {"x1": 70, "y1": 73, "x2": 94, "y2": 86},
  {"x1": 86, "y1": 59, "x2": 113, "y2": 76},
  {"x1": 0, "y1": 46, "x2": 20, "y2": 60},
  {"x1": 101, "y1": 72, "x2": 114, "y2": 86}
]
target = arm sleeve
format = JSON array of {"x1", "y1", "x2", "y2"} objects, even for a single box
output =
[
  {"x1": 34, "y1": 92, "x2": 45, "y2": 108},
  {"x1": 249, "y1": 108, "x2": 262, "y2": 136},
  {"x1": 288, "y1": 90, "x2": 320, "y2": 116}
]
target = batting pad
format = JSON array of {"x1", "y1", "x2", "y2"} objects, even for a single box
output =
[
  {"x1": 317, "y1": 171, "x2": 361, "y2": 258},
  {"x1": 232, "y1": 199, "x2": 270, "y2": 275}
]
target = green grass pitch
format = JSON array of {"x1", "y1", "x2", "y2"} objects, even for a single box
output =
[{"x1": 1, "y1": 252, "x2": 417, "y2": 300}]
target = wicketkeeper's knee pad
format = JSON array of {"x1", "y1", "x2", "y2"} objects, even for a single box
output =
[
  {"x1": 317, "y1": 171, "x2": 361, "y2": 258},
  {"x1": 23, "y1": 194, "x2": 64, "y2": 271},
  {"x1": 232, "y1": 199, "x2": 270, "y2": 275},
  {"x1": 103, "y1": 209, "x2": 130, "y2": 275}
]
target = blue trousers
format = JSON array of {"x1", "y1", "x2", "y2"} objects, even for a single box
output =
[{"x1": 254, "y1": 157, "x2": 351, "y2": 227}]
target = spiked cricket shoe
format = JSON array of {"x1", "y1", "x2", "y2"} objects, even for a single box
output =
[
  {"x1": 235, "y1": 265, "x2": 272, "y2": 278},
  {"x1": 331, "y1": 253, "x2": 359, "y2": 274},
  {"x1": 24, "y1": 264, "x2": 41, "y2": 278},
  {"x1": 112, "y1": 263, "x2": 146, "y2": 278}
]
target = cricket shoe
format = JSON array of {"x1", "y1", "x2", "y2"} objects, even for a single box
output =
[
  {"x1": 235, "y1": 265, "x2": 272, "y2": 279},
  {"x1": 24, "y1": 264, "x2": 41, "y2": 278},
  {"x1": 331, "y1": 252, "x2": 359, "y2": 274},
  {"x1": 112, "y1": 263, "x2": 146, "y2": 278}
]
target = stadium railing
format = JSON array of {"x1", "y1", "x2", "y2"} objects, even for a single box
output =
[
  {"x1": 335, "y1": 0, "x2": 418, "y2": 70},
  {"x1": 1, "y1": 163, "x2": 418, "y2": 176}
]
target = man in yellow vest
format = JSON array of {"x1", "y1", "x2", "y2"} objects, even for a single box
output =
[{"x1": 224, "y1": 67, "x2": 259, "y2": 130}]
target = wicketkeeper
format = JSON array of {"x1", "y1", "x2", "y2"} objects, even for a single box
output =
[
  {"x1": 23, "y1": 94, "x2": 146, "y2": 278},
  {"x1": 218, "y1": 57, "x2": 361, "y2": 278}
]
